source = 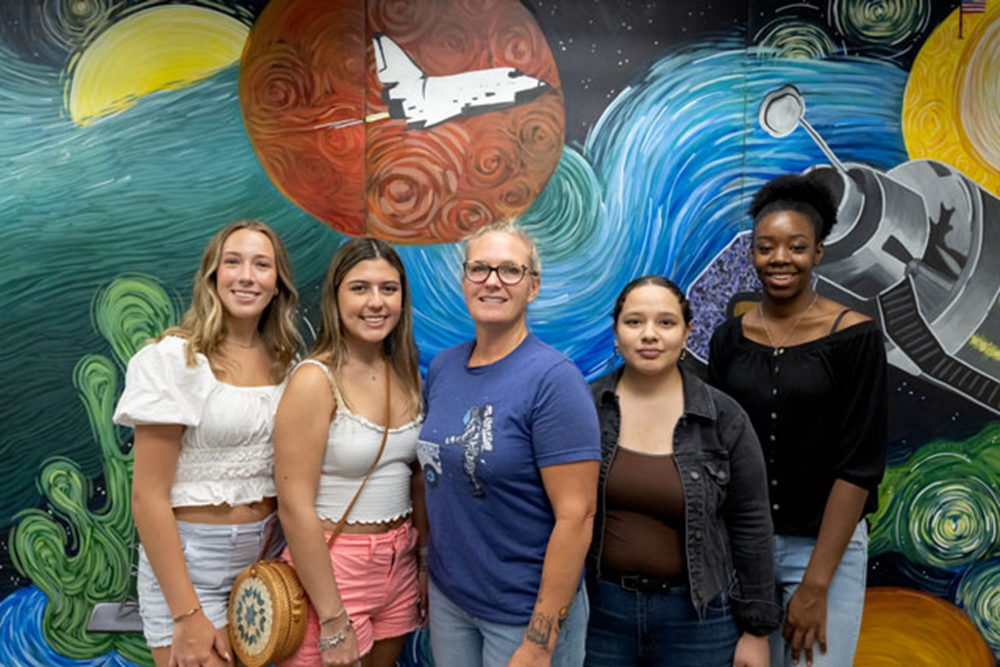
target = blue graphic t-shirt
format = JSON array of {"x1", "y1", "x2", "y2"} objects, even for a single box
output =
[{"x1": 418, "y1": 334, "x2": 600, "y2": 625}]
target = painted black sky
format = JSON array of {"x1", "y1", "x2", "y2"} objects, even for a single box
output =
[{"x1": 525, "y1": 0, "x2": 748, "y2": 144}]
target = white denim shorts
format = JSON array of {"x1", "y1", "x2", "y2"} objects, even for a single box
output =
[{"x1": 136, "y1": 513, "x2": 280, "y2": 647}]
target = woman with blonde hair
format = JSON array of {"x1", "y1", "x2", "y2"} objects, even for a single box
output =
[
  {"x1": 274, "y1": 237, "x2": 424, "y2": 667},
  {"x1": 418, "y1": 221, "x2": 600, "y2": 667},
  {"x1": 114, "y1": 219, "x2": 300, "y2": 666}
]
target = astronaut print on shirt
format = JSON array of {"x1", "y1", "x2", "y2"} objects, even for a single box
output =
[{"x1": 417, "y1": 403, "x2": 494, "y2": 497}]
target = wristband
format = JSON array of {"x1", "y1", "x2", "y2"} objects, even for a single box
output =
[{"x1": 172, "y1": 605, "x2": 201, "y2": 623}]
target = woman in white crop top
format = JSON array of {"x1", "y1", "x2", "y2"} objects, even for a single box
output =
[
  {"x1": 113, "y1": 220, "x2": 301, "y2": 666},
  {"x1": 274, "y1": 238, "x2": 424, "y2": 667}
]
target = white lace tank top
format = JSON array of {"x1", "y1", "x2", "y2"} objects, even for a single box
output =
[
  {"x1": 296, "y1": 359, "x2": 420, "y2": 524},
  {"x1": 113, "y1": 336, "x2": 286, "y2": 508}
]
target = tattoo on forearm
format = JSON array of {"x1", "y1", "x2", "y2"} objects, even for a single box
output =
[
  {"x1": 525, "y1": 612, "x2": 554, "y2": 648},
  {"x1": 557, "y1": 605, "x2": 569, "y2": 631}
]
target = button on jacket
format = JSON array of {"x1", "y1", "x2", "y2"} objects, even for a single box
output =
[{"x1": 586, "y1": 365, "x2": 782, "y2": 635}]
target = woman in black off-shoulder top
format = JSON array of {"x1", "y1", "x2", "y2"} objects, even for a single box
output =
[{"x1": 708, "y1": 173, "x2": 888, "y2": 667}]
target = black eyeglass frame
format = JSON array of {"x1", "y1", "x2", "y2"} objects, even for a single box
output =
[{"x1": 462, "y1": 261, "x2": 538, "y2": 286}]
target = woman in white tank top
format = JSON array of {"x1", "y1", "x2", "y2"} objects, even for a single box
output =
[
  {"x1": 114, "y1": 220, "x2": 301, "y2": 666},
  {"x1": 274, "y1": 238, "x2": 425, "y2": 667}
]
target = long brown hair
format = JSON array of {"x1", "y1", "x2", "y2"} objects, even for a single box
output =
[
  {"x1": 311, "y1": 237, "x2": 422, "y2": 414},
  {"x1": 161, "y1": 219, "x2": 301, "y2": 382}
]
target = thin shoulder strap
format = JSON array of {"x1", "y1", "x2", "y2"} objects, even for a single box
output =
[
  {"x1": 259, "y1": 360, "x2": 391, "y2": 558},
  {"x1": 296, "y1": 358, "x2": 345, "y2": 407},
  {"x1": 324, "y1": 360, "x2": 392, "y2": 548},
  {"x1": 830, "y1": 309, "x2": 852, "y2": 334}
]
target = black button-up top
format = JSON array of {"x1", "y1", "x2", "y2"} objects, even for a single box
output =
[
  {"x1": 586, "y1": 366, "x2": 782, "y2": 636},
  {"x1": 708, "y1": 317, "x2": 888, "y2": 537}
]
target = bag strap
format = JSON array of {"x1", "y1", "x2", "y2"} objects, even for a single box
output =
[{"x1": 323, "y1": 360, "x2": 392, "y2": 548}]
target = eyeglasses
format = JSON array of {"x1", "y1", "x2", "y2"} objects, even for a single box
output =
[{"x1": 462, "y1": 261, "x2": 537, "y2": 286}]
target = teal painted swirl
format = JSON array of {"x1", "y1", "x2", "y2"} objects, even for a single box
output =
[
  {"x1": 830, "y1": 0, "x2": 931, "y2": 47},
  {"x1": 956, "y1": 560, "x2": 1000, "y2": 659},
  {"x1": 870, "y1": 423, "x2": 1000, "y2": 571},
  {"x1": 519, "y1": 145, "x2": 603, "y2": 266}
]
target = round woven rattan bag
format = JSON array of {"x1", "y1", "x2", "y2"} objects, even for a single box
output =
[{"x1": 228, "y1": 559, "x2": 308, "y2": 667}]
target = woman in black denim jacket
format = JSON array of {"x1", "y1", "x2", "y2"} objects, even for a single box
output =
[{"x1": 584, "y1": 276, "x2": 781, "y2": 667}]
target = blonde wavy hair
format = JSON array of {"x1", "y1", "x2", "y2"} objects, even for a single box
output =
[
  {"x1": 311, "y1": 237, "x2": 422, "y2": 416},
  {"x1": 160, "y1": 220, "x2": 301, "y2": 382}
]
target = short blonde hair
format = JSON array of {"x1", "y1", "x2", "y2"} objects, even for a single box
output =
[{"x1": 463, "y1": 220, "x2": 542, "y2": 276}]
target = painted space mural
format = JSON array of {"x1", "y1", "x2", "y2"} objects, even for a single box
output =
[{"x1": 1, "y1": 0, "x2": 999, "y2": 665}]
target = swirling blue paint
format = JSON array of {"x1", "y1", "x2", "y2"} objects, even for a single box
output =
[
  {"x1": 0, "y1": 586, "x2": 140, "y2": 666},
  {"x1": 400, "y1": 42, "x2": 908, "y2": 381}
]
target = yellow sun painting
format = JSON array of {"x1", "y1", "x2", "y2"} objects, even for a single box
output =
[
  {"x1": 67, "y1": 5, "x2": 248, "y2": 126},
  {"x1": 903, "y1": 3, "x2": 1000, "y2": 195}
]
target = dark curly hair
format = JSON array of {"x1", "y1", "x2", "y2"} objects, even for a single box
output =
[
  {"x1": 611, "y1": 275, "x2": 692, "y2": 325},
  {"x1": 749, "y1": 173, "x2": 839, "y2": 242}
]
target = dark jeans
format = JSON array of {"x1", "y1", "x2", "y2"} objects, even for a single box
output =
[{"x1": 585, "y1": 577, "x2": 739, "y2": 667}]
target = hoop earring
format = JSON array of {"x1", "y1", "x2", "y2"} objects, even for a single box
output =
[{"x1": 612, "y1": 344, "x2": 620, "y2": 362}]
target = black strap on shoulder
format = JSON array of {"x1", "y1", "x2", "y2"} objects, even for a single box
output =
[{"x1": 830, "y1": 309, "x2": 852, "y2": 334}]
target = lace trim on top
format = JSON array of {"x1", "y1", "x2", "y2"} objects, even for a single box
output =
[
  {"x1": 292, "y1": 359, "x2": 420, "y2": 523},
  {"x1": 113, "y1": 336, "x2": 285, "y2": 508}
]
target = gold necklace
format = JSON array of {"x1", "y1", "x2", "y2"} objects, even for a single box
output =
[
  {"x1": 759, "y1": 293, "x2": 818, "y2": 356},
  {"x1": 226, "y1": 334, "x2": 261, "y2": 349}
]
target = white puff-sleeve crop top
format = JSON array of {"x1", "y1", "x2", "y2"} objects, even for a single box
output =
[
  {"x1": 113, "y1": 335, "x2": 286, "y2": 508},
  {"x1": 296, "y1": 360, "x2": 420, "y2": 524}
]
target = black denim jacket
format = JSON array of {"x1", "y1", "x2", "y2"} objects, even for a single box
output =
[{"x1": 586, "y1": 366, "x2": 782, "y2": 635}]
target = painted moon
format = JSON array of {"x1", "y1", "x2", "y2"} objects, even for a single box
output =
[
  {"x1": 69, "y1": 5, "x2": 248, "y2": 126},
  {"x1": 239, "y1": 0, "x2": 564, "y2": 244}
]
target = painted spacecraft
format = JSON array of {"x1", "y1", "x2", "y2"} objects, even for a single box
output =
[
  {"x1": 721, "y1": 85, "x2": 1000, "y2": 413},
  {"x1": 372, "y1": 33, "x2": 550, "y2": 129}
]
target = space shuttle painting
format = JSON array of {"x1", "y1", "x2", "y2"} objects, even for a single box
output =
[{"x1": 373, "y1": 33, "x2": 550, "y2": 129}]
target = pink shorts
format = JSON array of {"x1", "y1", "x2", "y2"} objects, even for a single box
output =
[{"x1": 278, "y1": 520, "x2": 420, "y2": 664}]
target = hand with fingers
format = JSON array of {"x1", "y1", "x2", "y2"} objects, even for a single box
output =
[
  {"x1": 319, "y1": 617, "x2": 360, "y2": 667},
  {"x1": 783, "y1": 580, "x2": 828, "y2": 666},
  {"x1": 168, "y1": 607, "x2": 232, "y2": 666}
]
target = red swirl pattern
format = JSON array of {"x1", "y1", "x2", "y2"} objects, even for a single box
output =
[
  {"x1": 440, "y1": 198, "x2": 496, "y2": 239},
  {"x1": 516, "y1": 100, "x2": 564, "y2": 173},
  {"x1": 240, "y1": 0, "x2": 563, "y2": 243},
  {"x1": 416, "y1": 19, "x2": 480, "y2": 75}
]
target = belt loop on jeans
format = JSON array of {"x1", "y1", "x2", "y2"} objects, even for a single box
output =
[{"x1": 601, "y1": 571, "x2": 687, "y2": 593}]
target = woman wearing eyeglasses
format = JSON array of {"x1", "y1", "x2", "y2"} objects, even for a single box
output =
[{"x1": 417, "y1": 221, "x2": 601, "y2": 667}]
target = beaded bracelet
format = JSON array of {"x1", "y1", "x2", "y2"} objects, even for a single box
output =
[
  {"x1": 317, "y1": 619, "x2": 354, "y2": 651},
  {"x1": 172, "y1": 605, "x2": 201, "y2": 623}
]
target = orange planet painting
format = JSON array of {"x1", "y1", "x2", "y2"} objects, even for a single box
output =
[
  {"x1": 855, "y1": 587, "x2": 993, "y2": 666},
  {"x1": 239, "y1": 0, "x2": 564, "y2": 244}
]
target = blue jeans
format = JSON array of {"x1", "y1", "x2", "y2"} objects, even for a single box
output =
[
  {"x1": 429, "y1": 580, "x2": 589, "y2": 667},
  {"x1": 584, "y1": 577, "x2": 739, "y2": 667},
  {"x1": 770, "y1": 521, "x2": 868, "y2": 667}
]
